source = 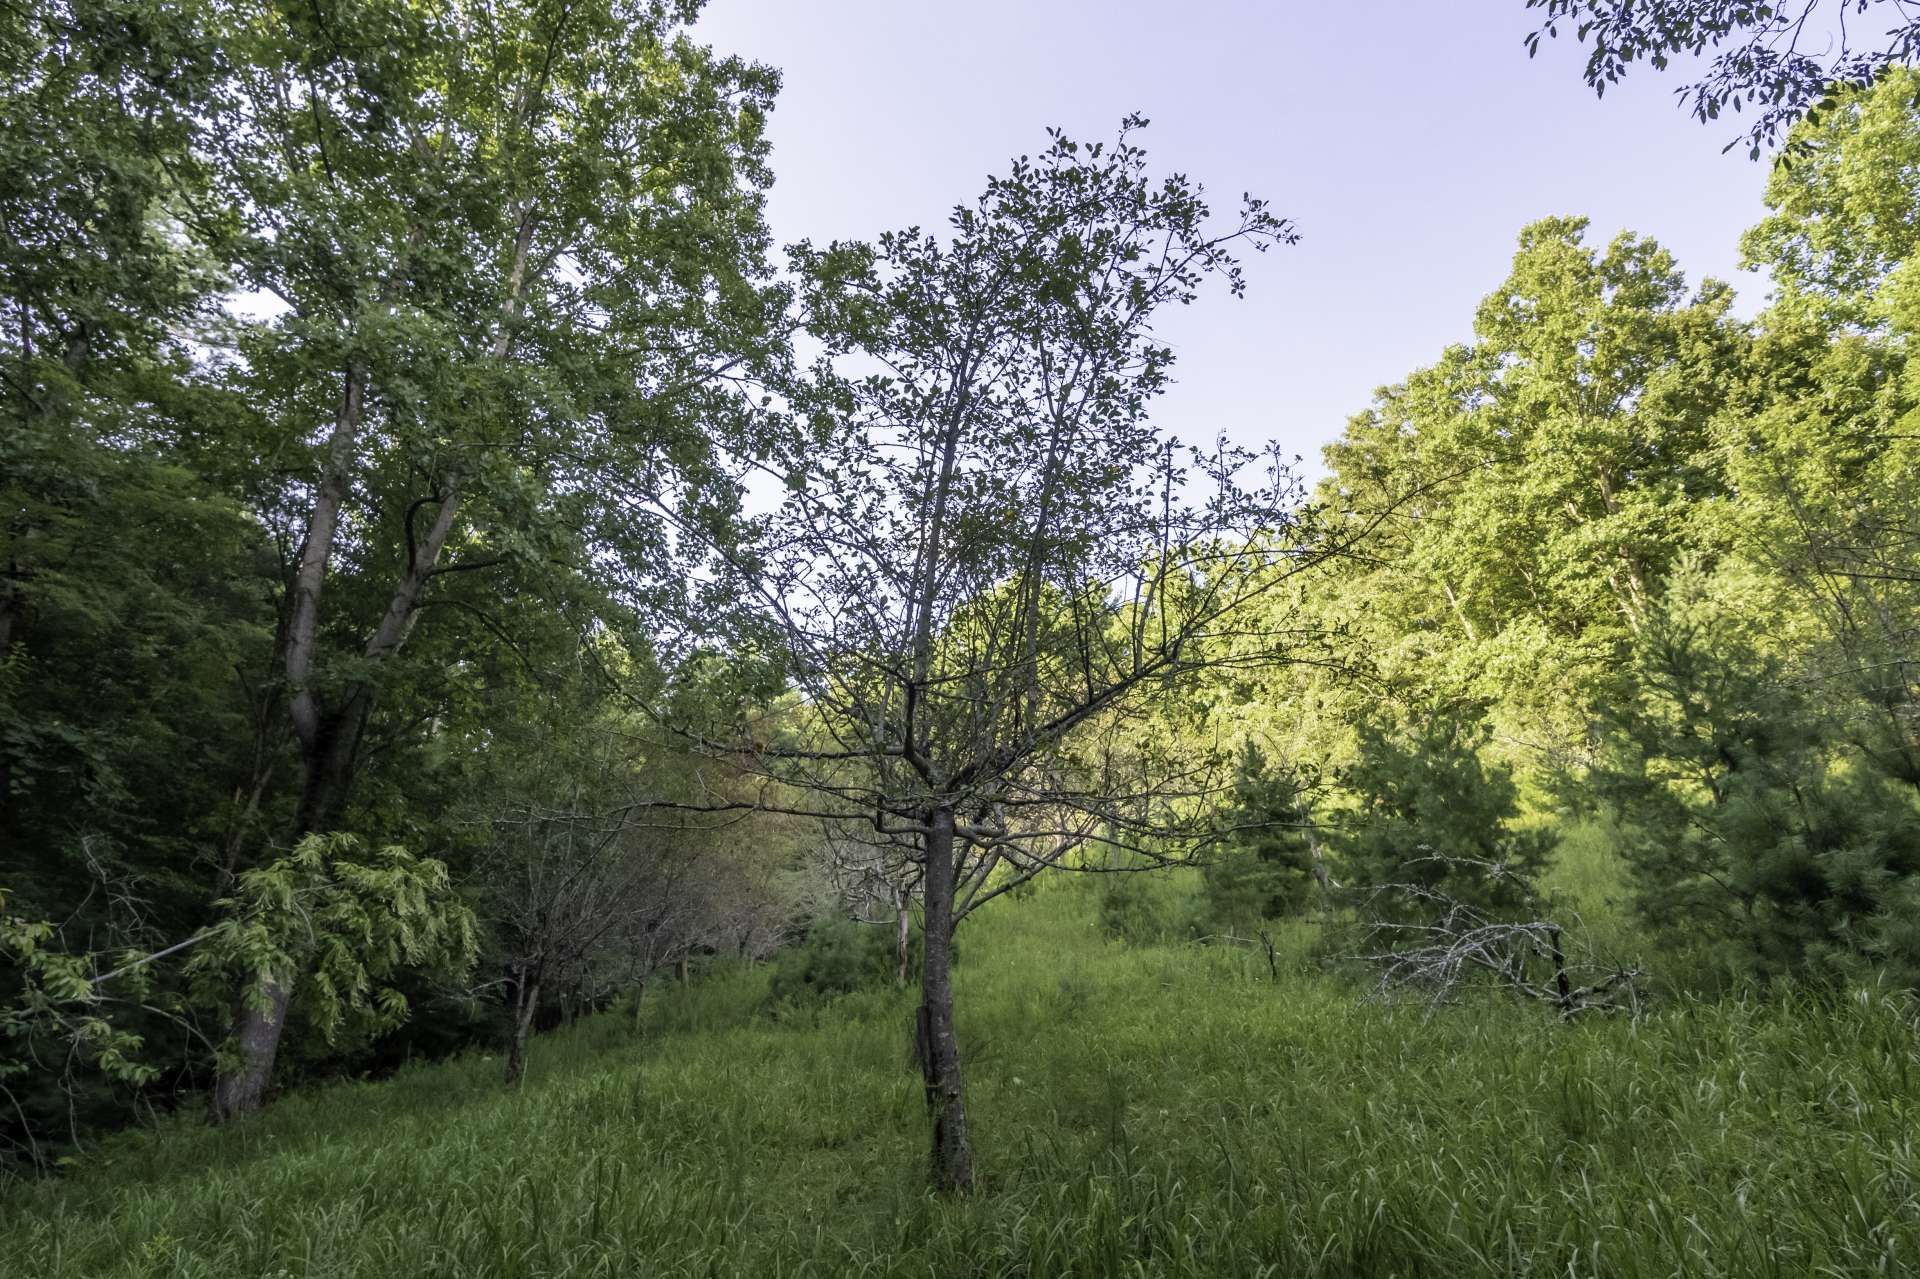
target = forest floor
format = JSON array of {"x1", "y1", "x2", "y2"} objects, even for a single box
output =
[{"x1": 4, "y1": 865, "x2": 1917, "y2": 1277}]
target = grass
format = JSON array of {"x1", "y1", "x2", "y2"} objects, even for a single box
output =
[{"x1": 4, "y1": 875, "x2": 1918, "y2": 1276}]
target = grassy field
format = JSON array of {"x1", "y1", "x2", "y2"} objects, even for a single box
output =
[{"x1": 4, "y1": 872, "x2": 1918, "y2": 1277}]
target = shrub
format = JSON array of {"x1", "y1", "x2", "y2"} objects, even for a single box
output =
[
  {"x1": 766, "y1": 917, "x2": 952, "y2": 1005},
  {"x1": 1198, "y1": 744, "x2": 1321, "y2": 933},
  {"x1": 1097, "y1": 873, "x2": 1187, "y2": 946},
  {"x1": 1333, "y1": 708, "x2": 1555, "y2": 919}
]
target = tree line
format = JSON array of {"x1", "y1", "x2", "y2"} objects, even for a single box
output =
[{"x1": 1227, "y1": 75, "x2": 1920, "y2": 991}]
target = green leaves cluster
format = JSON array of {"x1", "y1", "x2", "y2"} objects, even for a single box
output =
[
  {"x1": 187, "y1": 834, "x2": 477, "y2": 1049},
  {"x1": 0, "y1": 892, "x2": 161, "y2": 1099},
  {"x1": 1524, "y1": 1, "x2": 1920, "y2": 158}
]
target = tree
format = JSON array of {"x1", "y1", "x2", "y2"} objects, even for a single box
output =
[
  {"x1": 183, "y1": 0, "x2": 784, "y2": 1120},
  {"x1": 1307, "y1": 218, "x2": 1741, "y2": 785},
  {"x1": 1727, "y1": 70, "x2": 1920, "y2": 793},
  {"x1": 665, "y1": 118, "x2": 1336, "y2": 1193},
  {"x1": 1350, "y1": 855, "x2": 1641, "y2": 1018},
  {"x1": 1524, "y1": 0, "x2": 1920, "y2": 156},
  {"x1": 1593, "y1": 565, "x2": 1920, "y2": 984},
  {"x1": 188, "y1": 834, "x2": 476, "y2": 1122},
  {"x1": 0, "y1": 0, "x2": 295, "y2": 1145},
  {"x1": 1332, "y1": 707, "x2": 1556, "y2": 918},
  {"x1": 816, "y1": 822, "x2": 926, "y2": 988},
  {"x1": 0, "y1": 0, "x2": 245, "y2": 884},
  {"x1": 468, "y1": 687, "x2": 794, "y2": 1085},
  {"x1": 2, "y1": 833, "x2": 472, "y2": 1150},
  {"x1": 1198, "y1": 744, "x2": 1325, "y2": 933}
]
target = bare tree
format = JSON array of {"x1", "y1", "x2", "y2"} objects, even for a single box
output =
[
  {"x1": 818, "y1": 823, "x2": 924, "y2": 987},
  {"x1": 644, "y1": 119, "x2": 1365, "y2": 1192},
  {"x1": 473, "y1": 725, "x2": 794, "y2": 1085},
  {"x1": 482, "y1": 797, "x2": 667, "y2": 1085}
]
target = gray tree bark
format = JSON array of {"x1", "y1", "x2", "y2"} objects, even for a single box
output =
[
  {"x1": 207, "y1": 975, "x2": 290, "y2": 1124},
  {"x1": 917, "y1": 806, "x2": 973, "y2": 1194},
  {"x1": 505, "y1": 969, "x2": 541, "y2": 1086}
]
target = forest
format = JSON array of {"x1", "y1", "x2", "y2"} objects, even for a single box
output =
[{"x1": 4, "y1": 0, "x2": 1920, "y2": 1274}]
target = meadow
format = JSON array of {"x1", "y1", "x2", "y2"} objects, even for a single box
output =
[{"x1": 4, "y1": 856, "x2": 1917, "y2": 1279}]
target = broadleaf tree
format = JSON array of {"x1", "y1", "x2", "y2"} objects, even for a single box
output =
[
  {"x1": 661, "y1": 118, "x2": 1357, "y2": 1193},
  {"x1": 181, "y1": 0, "x2": 786, "y2": 1119},
  {"x1": 1523, "y1": 0, "x2": 1920, "y2": 157}
]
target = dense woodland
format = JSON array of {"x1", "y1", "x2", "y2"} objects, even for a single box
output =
[{"x1": 4, "y1": 0, "x2": 1920, "y2": 1269}]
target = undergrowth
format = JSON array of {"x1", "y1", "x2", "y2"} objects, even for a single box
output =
[{"x1": 4, "y1": 875, "x2": 1916, "y2": 1277}]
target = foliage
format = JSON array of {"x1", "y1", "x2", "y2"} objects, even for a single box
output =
[
  {"x1": 2, "y1": 831, "x2": 473, "y2": 1163},
  {"x1": 1, "y1": 0, "x2": 796, "y2": 1137},
  {"x1": 1299, "y1": 215, "x2": 1740, "y2": 788},
  {"x1": 1197, "y1": 745, "x2": 1321, "y2": 933},
  {"x1": 0, "y1": 0, "x2": 280, "y2": 1025},
  {"x1": 0, "y1": 890, "x2": 162, "y2": 1168},
  {"x1": 1524, "y1": 0, "x2": 1920, "y2": 157},
  {"x1": 1595, "y1": 568, "x2": 1920, "y2": 984},
  {"x1": 1096, "y1": 872, "x2": 1191, "y2": 946},
  {"x1": 1331, "y1": 709, "x2": 1557, "y2": 917},
  {"x1": 186, "y1": 834, "x2": 478, "y2": 1049},
  {"x1": 766, "y1": 918, "x2": 942, "y2": 1005}
]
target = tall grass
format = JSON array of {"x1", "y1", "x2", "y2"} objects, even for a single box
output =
[{"x1": 4, "y1": 877, "x2": 1916, "y2": 1276}]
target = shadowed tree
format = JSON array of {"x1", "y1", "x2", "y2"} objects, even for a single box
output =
[{"x1": 470, "y1": 692, "x2": 796, "y2": 1086}]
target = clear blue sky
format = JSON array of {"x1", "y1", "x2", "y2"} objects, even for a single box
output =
[{"x1": 694, "y1": 0, "x2": 1774, "y2": 474}]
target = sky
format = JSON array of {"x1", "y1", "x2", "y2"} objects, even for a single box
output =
[{"x1": 691, "y1": 0, "x2": 1780, "y2": 476}]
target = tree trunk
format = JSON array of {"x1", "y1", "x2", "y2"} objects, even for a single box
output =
[
  {"x1": 0, "y1": 567, "x2": 20, "y2": 864},
  {"x1": 293, "y1": 689, "x2": 374, "y2": 837},
  {"x1": 208, "y1": 975, "x2": 290, "y2": 1124},
  {"x1": 628, "y1": 977, "x2": 647, "y2": 1025},
  {"x1": 917, "y1": 806, "x2": 973, "y2": 1194},
  {"x1": 210, "y1": 698, "x2": 370, "y2": 1123},
  {"x1": 894, "y1": 882, "x2": 913, "y2": 988},
  {"x1": 676, "y1": 953, "x2": 690, "y2": 984},
  {"x1": 1299, "y1": 803, "x2": 1336, "y2": 891},
  {"x1": 211, "y1": 214, "x2": 531, "y2": 1123},
  {"x1": 505, "y1": 968, "x2": 540, "y2": 1087}
]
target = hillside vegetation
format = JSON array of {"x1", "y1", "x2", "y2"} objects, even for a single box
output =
[
  {"x1": 7, "y1": 0, "x2": 1920, "y2": 1257},
  {"x1": 6, "y1": 877, "x2": 1916, "y2": 1278}
]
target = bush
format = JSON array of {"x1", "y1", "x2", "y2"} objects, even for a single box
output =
[
  {"x1": 1200, "y1": 849, "x2": 1310, "y2": 933},
  {"x1": 1333, "y1": 708, "x2": 1554, "y2": 919},
  {"x1": 766, "y1": 917, "x2": 952, "y2": 1005},
  {"x1": 1097, "y1": 873, "x2": 1188, "y2": 946}
]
